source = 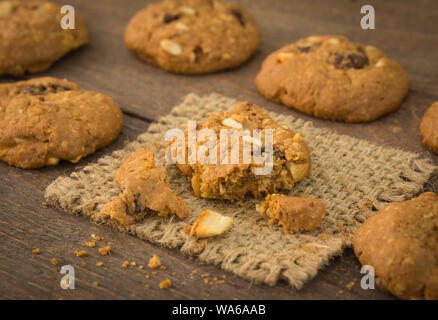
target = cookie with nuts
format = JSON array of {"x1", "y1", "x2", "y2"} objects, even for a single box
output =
[
  {"x1": 125, "y1": 0, "x2": 260, "y2": 74},
  {"x1": 420, "y1": 102, "x2": 438, "y2": 154},
  {"x1": 353, "y1": 192, "x2": 438, "y2": 300},
  {"x1": 170, "y1": 102, "x2": 311, "y2": 202},
  {"x1": 255, "y1": 35, "x2": 409, "y2": 122},
  {"x1": 0, "y1": 77, "x2": 123, "y2": 168},
  {"x1": 0, "y1": 1, "x2": 88, "y2": 76}
]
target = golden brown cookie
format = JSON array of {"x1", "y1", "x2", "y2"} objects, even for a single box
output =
[
  {"x1": 169, "y1": 102, "x2": 311, "y2": 202},
  {"x1": 0, "y1": 77, "x2": 123, "y2": 168},
  {"x1": 125, "y1": 0, "x2": 260, "y2": 74},
  {"x1": 96, "y1": 148, "x2": 191, "y2": 226},
  {"x1": 255, "y1": 35, "x2": 409, "y2": 122},
  {"x1": 0, "y1": 1, "x2": 89, "y2": 76},
  {"x1": 256, "y1": 194, "x2": 325, "y2": 233},
  {"x1": 353, "y1": 192, "x2": 438, "y2": 300},
  {"x1": 420, "y1": 102, "x2": 438, "y2": 154}
]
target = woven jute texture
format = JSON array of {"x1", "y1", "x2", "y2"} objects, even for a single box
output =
[{"x1": 45, "y1": 93, "x2": 437, "y2": 289}]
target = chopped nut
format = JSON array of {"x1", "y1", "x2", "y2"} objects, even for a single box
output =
[
  {"x1": 46, "y1": 157, "x2": 60, "y2": 166},
  {"x1": 328, "y1": 38, "x2": 340, "y2": 45},
  {"x1": 221, "y1": 118, "x2": 242, "y2": 129},
  {"x1": 160, "y1": 39, "x2": 182, "y2": 56},
  {"x1": 138, "y1": 265, "x2": 144, "y2": 270},
  {"x1": 98, "y1": 246, "x2": 111, "y2": 256},
  {"x1": 375, "y1": 59, "x2": 386, "y2": 68},
  {"x1": 148, "y1": 254, "x2": 161, "y2": 269},
  {"x1": 130, "y1": 261, "x2": 136, "y2": 266},
  {"x1": 32, "y1": 248, "x2": 40, "y2": 255},
  {"x1": 179, "y1": 6, "x2": 196, "y2": 15},
  {"x1": 190, "y1": 210, "x2": 234, "y2": 238},
  {"x1": 122, "y1": 261, "x2": 129, "y2": 268},
  {"x1": 286, "y1": 161, "x2": 308, "y2": 182},
  {"x1": 50, "y1": 258, "x2": 58, "y2": 265},
  {"x1": 74, "y1": 250, "x2": 88, "y2": 257},
  {"x1": 175, "y1": 22, "x2": 189, "y2": 31},
  {"x1": 277, "y1": 52, "x2": 294, "y2": 62},
  {"x1": 159, "y1": 279, "x2": 172, "y2": 289}
]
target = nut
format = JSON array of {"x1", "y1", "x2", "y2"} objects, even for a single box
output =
[
  {"x1": 190, "y1": 210, "x2": 234, "y2": 238},
  {"x1": 328, "y1": 38, "x2": 340, "y2": 45},
  {"x1": 160, "y1": 39, "x2": 182, "y2": 56},
  {"x1": 179, "y1": 6, "x2": 196, "y2": 15},
  {"x1": 46, "y1": 157, "x2": 60, "y2": 166},
  {"x1": 175, "y1": 22, "x2": 189, "y2": 31},
  {"x1": 375, "y1": 59, "x2": 386, "y2": 68},
  {"x1": 221, "y1": 117, "x2": 242, "y2": 129},
  {"x1": 286, "y1": 161, "x2": 308, "y2": 182},
  {"x1": 277, "y1": 52, "x2": 294, "y2": 62}
]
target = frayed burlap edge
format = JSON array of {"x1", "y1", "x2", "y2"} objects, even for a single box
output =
[{"x1": 45, "y1": 93, "x2": 437, "y2": 289}]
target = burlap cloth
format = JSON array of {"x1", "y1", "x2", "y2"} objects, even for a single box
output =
[{"x1": 45, "y1": 93, "x2": 437, "y2": 289}]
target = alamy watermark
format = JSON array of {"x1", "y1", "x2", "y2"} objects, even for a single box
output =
[{"x1": 60, "y1": 5, "x2": 75, "y2": 30}]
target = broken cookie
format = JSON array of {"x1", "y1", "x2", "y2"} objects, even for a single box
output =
[
  {"x1": 96, "y1": 148, "x2": 191, "y2": 226},
  {"x1": 256, "y1": 194, "x2": 325, "y2": 233},
  {"x1": 190, "y1": 209, "x2": 233, "y2": 238}
]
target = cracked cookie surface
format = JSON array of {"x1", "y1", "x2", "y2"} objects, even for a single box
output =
[
  {"x1": 125, "y1": 0, "x2": 260, "y2": 74},
  {"x1": 0, "y1": 1, "x2": 88, "y2": 76},
  {"x1": 420, "y1": 102, "x2": 438, "y2": 154},
  {"x1": 171, "y1": 102, "x2": 311, "y2": 202},
  {"x1": 0, "y1": 77, "x2": 123, "y2": 168},
  {"x1": 96, "y1": 148, "x2": 191, "y2": 226},
  {"x1": 255, "y1": 35, "x2": 409, "y2": 122},
  {"x1": 256, "y1": 194, "x2": 325, "y2": 233},
  {"x1": 353, "y1": 192, "x2": 438, "y2": 300}
]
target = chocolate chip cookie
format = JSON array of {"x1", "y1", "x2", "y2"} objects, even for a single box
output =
[
  {"x1": 169, "y1": 102, "x2": 311, "y2": 202},
  {"x1": 353, "y1": 192, "x2": 438, "y2": 300},
  {"x1": 0, "y1": 1, "x2": 89, "y2": 76},
  {"x1": 96, "y1": 148, "x2": 191, "y2": 227},
  {"x1": 125, "y1": 0, "x2": 260, "y2": 74},
  {"x1": 256, "y1": 194, "x2": 325, "y2": 234},
  {"x1": 420, "y1": 102, "x2": 438, "y2": 154},
  {"x1": 0, "y1": 77, "x2": 123, "y2": 168},
  {"x1": 255, "y1": 35, "x2": 409, "y2": 122}
]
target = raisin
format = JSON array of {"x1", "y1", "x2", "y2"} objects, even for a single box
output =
[
  {"x1": 333, "y1": 54, "x2": 345, "y2": 69},
  {"x1": 163, "y1": 13, "x2": 180, "y2": 24},
  {"x1": 348, "y1": 53, "x2": 369, "y2": 69},
  {"x1": 192, "y1": 46, "x2": 203, "y2": 62},
  {"x1": 229, "y1": 9, "x2": 245, "y2": 27}
]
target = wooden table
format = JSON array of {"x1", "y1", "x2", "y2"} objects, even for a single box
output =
[{"x1": 1, "y1": 0, "x2": 437, "y2": 300}]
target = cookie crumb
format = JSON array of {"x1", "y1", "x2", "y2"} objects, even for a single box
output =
[
  {"x1": 145, "y1": 284, "x2": 150, "y2": 289},
  {"x1": 159, "y1": 279, "x2": 172, "y2": 289},
  {"x1": 84, "y1": 241, "x2": 96, "y2": 248},
  {"x1": 145, "y1": 274, "x2": 150, "y2": 279},
  {"x1": 148, "y1": 254, "x2": 161, "y2": 269},
  {"x1": 74, "y1": 250, "x2": 87, "y2": 257},
  {"x1": 122, "y1": 261, "x2": 130, "y2": 268},
  {"x1": 98, "y1": 246, "x2": 111, "y2": 256},
  {"x1": 93, "y1": 281, "x2": 99, "y2": 287},
  {"x1": 32, "y1": 248, "x2": 40, "y2": 255},
  {"x1": 91, "y1": 234, "x2": 101, "y2": 241},
  {"x1": 96, "y1": 262, "x2": 103, "y2": 267},
  {"x1": 50, "y1": 258, "x2": 58, "y2": 265},
  {"x1": 159, "y1": 265, "x2": 167, "y2": 270},
  {"x1": 152, "y1": 271, "x2": 157, "y2": 276}
]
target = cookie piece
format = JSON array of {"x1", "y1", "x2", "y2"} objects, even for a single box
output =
[
  {"x1": 97, "y1": 148, "x2": 191, "y2": 227},
  {"x1": 353, "y1": 192, "x2": 438, "y2": 300},
  {"x1": 0, "y1": 77, "x2": 123, "y2": 168},
  {"x1": 420, "y1": 102, "x2": 438, "y2": 154},
  {"x1": 256, "y1": 194, "x2": 325, "y2": 233},
  {"x1": 255, "y1": 35, "x2": 409, "y2": 122},
  {"x1": 125, "y1": 0, "x2": 260, "y2": 74},
  {"x1": 170, "y1": 102, "x2": 311, "y2": 202},
  {"x1": 0, "y1": 1, "x2": 88, "y2": 76}
]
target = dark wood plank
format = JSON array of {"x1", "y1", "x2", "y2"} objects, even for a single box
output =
[{"x1": 1, "y1": 0, "x2": 437, "y2": 300}]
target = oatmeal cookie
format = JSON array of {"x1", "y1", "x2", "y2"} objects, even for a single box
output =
[
  {"x1": 353, "y1": 192, "x2": 438, "y2": 300},
  {"x1": 125, "y1": 0, "x2": 260, "y2": 74},
  {"x1": 170, "y1": 102, "x2": 311, "y2": 202},
  {"x1": 0, "y1": 1, "x2": 89, "y2": 76},
  {"x1": 420, "y1": 102, "x2": 438, "y2": 154},
  {"x1": 255, "y1": 35, "x2": 409, "y2": 122},
  {"x1": 256, "y1": 194, "x2": 325, "y2": 233},
  {"x1": 97, "y1": 148, "x2": 191, "y2": 226},
  {"x1": 0, "y1": 77, "x2": 123, "y2": 168}
]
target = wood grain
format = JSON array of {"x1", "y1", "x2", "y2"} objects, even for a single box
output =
[{"x1": 0, "y1": 0, "x2": 437, "y2": 300}]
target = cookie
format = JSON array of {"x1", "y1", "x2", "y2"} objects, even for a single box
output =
[
  {"x1": 256, "y1": 194, "x2": 325, "y2": 233},
  {"x1": 0, "y1": 77, "x2": 123, "y2": 168},
  {"x1": 96, "y1": 148, "x2": 191, "y2": 226},
  {"x1": 125, "y1": 0, "x2": 260, "y2": 74},
  {"x1": 420, "y1": 102, "x2": 438, "y2": 154},
  {"x1": 255, "y1": 35, "x2": 409, "y2": 122},
  {"x1": 0, "y1": 1, "x2": 88, "y2": 76},
  {"x1": 169, "y1": 102, "x2": 311, "y2": 202},
  {"x1": 353, "y1": 192, "x2": 438, "y2": 300}
]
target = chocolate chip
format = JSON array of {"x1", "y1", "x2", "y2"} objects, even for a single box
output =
[
  {"x1": 163, "y1": 13, "x2": 180, "y2": 24},
  {"x1": 348, "y1": 53, "x2": 369, "y2": 69},
  {"x1": 229, "y1": 9, "x2": 245, "y2": 27},
  {"x1": 333, "y1": 54, "x2": 345, "y2": 69},
  {"x1": 297, "y1": 46, "x2": 311, "y2": 53}
]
